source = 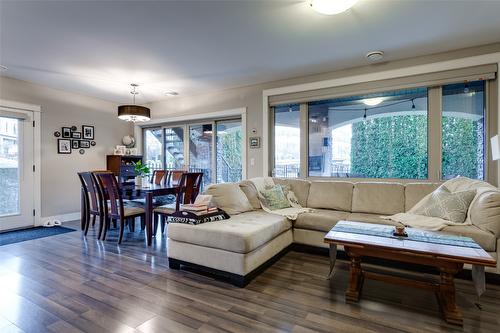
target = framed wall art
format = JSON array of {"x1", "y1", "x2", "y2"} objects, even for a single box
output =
[
  {"x1": 62, "y1": 127, "x2": 72, "y2": 138},
  {"x1": 82, "y1": 125, "x2": 94, "y2": 140},
  {"x1": 58, "y1": 139, "x2": 72, "y2": 154},
  {"x1": 249, "y1": 137, "x2": 261, "y2": 149},
  {"x1": 80, "y1": 140, "x2": 91, "y2": 148}
]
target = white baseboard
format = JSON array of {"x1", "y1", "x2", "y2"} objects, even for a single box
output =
[{"x1": 40, "y1": 212, "x2": 80, "y2": 226}]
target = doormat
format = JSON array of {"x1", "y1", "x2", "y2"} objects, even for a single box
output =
[{"x1": 0, "y1": 226, "x2": 76, "y2": 246}]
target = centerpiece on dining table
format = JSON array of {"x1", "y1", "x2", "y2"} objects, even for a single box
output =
[{"x1": 132, "y1": 161, "x2": 151, "y2": 187}]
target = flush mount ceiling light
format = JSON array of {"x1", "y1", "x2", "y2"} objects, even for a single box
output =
[
  {"x1": 165, "y1": 91, "x2": 179, "y2": 96},
  {"x1": 309, "y1": 0, "x2": 358, "y2": 15},
  {"x1": 362, "y1": 97, "x2": 384, "y2": 106},
  {"x1": 118, "y1": 83, "x2": 151, "y2": 122},
  {"x1": 366, "y1": 51, "x2": 384, "y2": 62}
]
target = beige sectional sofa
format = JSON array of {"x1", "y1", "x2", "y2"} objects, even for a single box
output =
[{"x1": 167, "y1": 179, "x2": 500, "y2": 286}]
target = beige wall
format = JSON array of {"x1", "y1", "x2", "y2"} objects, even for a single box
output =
[
  {"x1": 148, "y1": 43, "x2": 500, "y2": 179},
  {"x1": 0, "y1": 76, "x2": 132, "y2": 218}
]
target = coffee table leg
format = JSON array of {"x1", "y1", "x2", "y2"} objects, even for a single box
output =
[
  {"x1": 345, "y1": 250, "x2": 363, "y2": 303},
  {"x1": 327, "y1": 244, "x2": 337, "y2": 279},
  {"x1": 437, "y1": 267, "x2": 463, "y2": 326}
]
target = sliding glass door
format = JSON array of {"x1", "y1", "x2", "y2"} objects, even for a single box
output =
[
  {"x1": 189, "y1": 123, "x2": 213, "y2": 186},
  {"x1": 164, "y1": 126, "x2": 185, "y2": 169},
  {"x1": 144, "y1": 118, "x2": 242, "y2": 186},
  {"x1": 216, "y1": 120, "x2": 242, "y2": 183},
  {"x1": 144, "y1": 128, "x2": 163, "y2": 170}
]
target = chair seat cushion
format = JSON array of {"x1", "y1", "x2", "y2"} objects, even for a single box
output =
[
  {"x1": 167, "y1": 210, "x2": 292, "y2": 254},
  {"x1": 154, "y1": 204, "x2": 176, "y2": 215},
  {"x1": 108, "y1": 206, "x2": 145, "y2": 217},
  {"x1": 294, "y1": 209, "x2": 350, "y2": 232}
]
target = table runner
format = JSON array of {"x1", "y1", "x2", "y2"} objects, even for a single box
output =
[{"x1": 332, "y1": 221, "x2": 481, "y2": 249}]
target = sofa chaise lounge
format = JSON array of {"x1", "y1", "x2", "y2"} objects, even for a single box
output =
[{"x1": 167, "y1": 179, "x2": 500, "y2": 286}]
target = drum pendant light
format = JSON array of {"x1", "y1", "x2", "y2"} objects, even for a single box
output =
[{"x1": 118, "y1": 84, "x2": 151, "y2": 122}]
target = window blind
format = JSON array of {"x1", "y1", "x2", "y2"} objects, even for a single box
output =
[
  {"x1": 269, "y1": 64, "x2": 497, "y2": 106},
  {"x1": 0, "y1": 108, "x2": 28, "y2": 120}
]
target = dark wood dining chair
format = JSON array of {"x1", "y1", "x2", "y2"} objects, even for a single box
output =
[
  {"x1": 153, "y1": 172, "x2": 203, "y2": 234},
  {"x1": 94, "y1": 172, "x2": 146, "y2": 244},
  {"x1": 78, "y1": 172, "x2": 104, "y2": 237},
  {"x1": 169, "y1": 170, "x2": 185, "y2": 186},
  {"x1": 151, "y1": 170, "x2": 168, "y2": 185}
]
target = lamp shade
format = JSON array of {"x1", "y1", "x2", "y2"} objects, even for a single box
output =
[
  {"x1": 117, "y1": 105, "x2": 150, "y2": 122},
  {"x1": 491, "y1": 135, "x2": 500, "y2": 161}
]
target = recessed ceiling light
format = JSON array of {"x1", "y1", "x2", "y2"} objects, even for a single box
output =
[
  {"x1": 363, "y1": 97, "x2": 384, "y2": 106},
  {"x1": 310, "y1": 0, "x2": 358, "y2": 15},
  {"x1": 0, "y1": 65, "x2": 7, "y2": 71},
  {"x1": 165, "y1": 91, "x2": 178, "y2": 96},
  {"x1": 366, "y1": 51, "x2": 384, "y2": 62}
]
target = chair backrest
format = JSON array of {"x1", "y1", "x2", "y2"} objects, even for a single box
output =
[
  {"x1": 78, "y1": 172, "x2": 100, "y2": 213},
  {"x1": 151, "y1": 170, "x2": 167, "y2": 185},
  {"x1": 94, "y1": 171, "x2": 124, "y2": 218},
  {"x1": 175, "y1": 172, "x2": 204, "y2": 210},
  {"x1": 170, "y1": 170, "x2": 185, "y2": 186}
]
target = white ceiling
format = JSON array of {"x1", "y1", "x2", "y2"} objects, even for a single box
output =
[{"x1": 1, "y1": 0, "x2": 500, "y2": 104}]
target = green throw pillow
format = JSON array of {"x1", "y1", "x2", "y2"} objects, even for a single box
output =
[
  {"x1": 260, "y1": 185, "x2": 291, "y2": 210},
  {"x1": 412, "y1": 185, "x2": 476, "y2": 223}
]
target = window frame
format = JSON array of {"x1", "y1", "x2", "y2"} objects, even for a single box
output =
[
  {"x1": 142, "y1": 116, "x2": 244, "y2": 184},
  {"x1": 269, "y1": 80, "x2": 496, "y2": 184}
]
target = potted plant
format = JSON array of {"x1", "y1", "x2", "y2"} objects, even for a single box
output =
[{"x1": 132, "y1": 161, "x2": 151, "y2": 187}]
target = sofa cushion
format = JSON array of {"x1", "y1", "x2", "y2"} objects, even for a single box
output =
[
  {"x1": 347, "y1": 213, "x2": 401, "y2": 226},
  {"x1": 167, "y1": 210, "x2": 292, "y2": 254},
  {"x1": 204, "y1": 183, "x2": 253, "y2": 215},
  {"x1": 441, "y1": 225, "x2": 496, "y2": 252},
  {"x1": 260, "y1": 185, "x2": 291, "y2": 210},
  {"x1": 469, "y1": 190, "x2": 500, "y2": 237},
  {"x1": 412, "y1": 186, "x2": 476, "y2": 223},
  {"x1": 405, "y1": 183, "x2": 440, "y2": 211},
  {"x1": 239, "y1": 180, "x2": 261, "y2": 209},
  {"x1": 294, "y1": 209, "x2": 350, "y2": 232},
  {"x1": 274, "y1": 178, "x2": 310, "y2": 207},
  {"x1": 352, "y1": 182, "x2": 405, "y2": 215},
  {"x1": 307, "y1": 181, "x2": 354, "y2": 211}
]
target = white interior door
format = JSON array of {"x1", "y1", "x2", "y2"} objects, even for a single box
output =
[{"x1": 0, "y1": 109, "x2": 34, "y2": 231}]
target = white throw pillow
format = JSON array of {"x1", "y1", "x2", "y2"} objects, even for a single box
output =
[
  {"x1": 204, "y1": 183, "x2": 254, "y2": 215},
  {"x1": 411, "y1": 185, "x2": 476, "y2": 223}
]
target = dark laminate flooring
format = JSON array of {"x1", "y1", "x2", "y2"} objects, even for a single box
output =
[{"x1": 0, "y1": 220, "x2": 499, "y2": 333}]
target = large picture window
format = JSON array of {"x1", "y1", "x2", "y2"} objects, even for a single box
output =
[
  {"x1": 442, "y1": 81, "x2": 485, "y2": 180},
  {"x1": 274, "y1": 104, "x2": 300, "y2": 178},
  {"x1": 271, "y1": 75, "x2": 494, "y2": 182},
  {"x1": 308, "y1": 88, "x2": 428, "y2": 179}
]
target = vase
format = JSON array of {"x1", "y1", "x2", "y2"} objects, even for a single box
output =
[{"x1": 135, "y1": 176, "x2": 142, "y2": 187}]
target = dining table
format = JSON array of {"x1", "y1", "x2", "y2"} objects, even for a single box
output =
[{"x1": 124, "y1": 183, "x2": 179, "y2": 246}]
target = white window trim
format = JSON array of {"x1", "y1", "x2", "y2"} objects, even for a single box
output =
[
  {"x1": 134, "y1": 107, "x2": 247, "y2": 179},
  {"x1": 263, "y1": 52, "x2": 500, "y2": 179},
  {"x1": 0, "y1": 99, "x2": 42, "y2": 226}
]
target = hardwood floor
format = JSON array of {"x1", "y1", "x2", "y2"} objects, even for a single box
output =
[{"x1": 0, "y1": 221, "x2": 499, "y2": 333}]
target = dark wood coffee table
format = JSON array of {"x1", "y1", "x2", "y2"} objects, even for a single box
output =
[{"x1": 324, "y1": 221, "x2": 497, "y2": 326}]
